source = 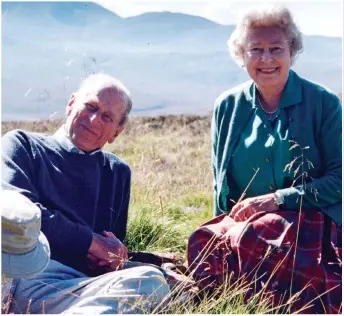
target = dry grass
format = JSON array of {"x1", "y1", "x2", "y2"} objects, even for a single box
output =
[{"x1": 2, "y1": 114, "x2": 339, "y2": 314}]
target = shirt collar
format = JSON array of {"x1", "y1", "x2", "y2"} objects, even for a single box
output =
[
  {"x1": 53, "y1": 125, "x2": 102, "y2": 155},
  {"x1": 278, "y1": 69, "x2": 302, "y2": 108}
]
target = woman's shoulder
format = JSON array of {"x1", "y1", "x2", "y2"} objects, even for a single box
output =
[
  {"x1": 295, "y1": 72, "x2": 342, "y2": 121},
  {"x1": 297, "y1": 73, "x2": 341, "y2": 102},
  {"x1": 214, "y1": 80, "x2": 253, "y2": 110}
]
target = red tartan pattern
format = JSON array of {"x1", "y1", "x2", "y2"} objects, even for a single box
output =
[{"x1": 187, "y1": 210, "x2": 342, "y2": 314}]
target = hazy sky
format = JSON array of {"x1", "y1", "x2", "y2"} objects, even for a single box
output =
[{"x1": 95, "y1": 0, "x2": 343, "y2": 38}]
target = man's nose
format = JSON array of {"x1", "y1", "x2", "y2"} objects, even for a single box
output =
[{"x1": 89, "y1": 111, "x2": 100, "y2": 123}]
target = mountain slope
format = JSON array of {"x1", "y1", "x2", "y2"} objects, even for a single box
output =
[{"x1": 2, "y1": 2, "x2": 342, "y2": 120}]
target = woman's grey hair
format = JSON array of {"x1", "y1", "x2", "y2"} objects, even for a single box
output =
[
  {"x1": 77, "y1": 73, "x2": 133, "y2": 126},
  {"x1": 228, "y1": 5, "x2": 303, "y2": 66}
]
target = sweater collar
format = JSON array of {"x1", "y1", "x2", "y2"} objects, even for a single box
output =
[
  {"x1": 244, "y1": 69, "x2": 302, "y2": 108},
  {"x1": 53, "y1": 125, "x2": 102, "y2": 156}
]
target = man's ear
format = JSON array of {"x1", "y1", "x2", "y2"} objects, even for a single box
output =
[
  {"x1": 108, "y1": 125, "x2": 125, "y2": 144},
  {"x1": 66, "y1": 93, "x2": 76, "y2": 116}
]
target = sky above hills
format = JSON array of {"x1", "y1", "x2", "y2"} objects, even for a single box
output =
[
  {"x1": 1, "y1": 1, "x2": 342, "y2": 121},
  {"x1": 95, "y1": 0, "x2": 343, "y2": 38}
]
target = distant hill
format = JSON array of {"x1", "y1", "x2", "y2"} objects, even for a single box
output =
[{"x1": 2, "y1": 1, "x2": 342, "y2": 120}]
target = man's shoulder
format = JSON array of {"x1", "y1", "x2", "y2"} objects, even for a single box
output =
[
  {"x1": 102, "y1": 151, "x2": 131, "y2": 174},
  {"x1": 2, "y1": 129, "x2": 51, "y2": 146}
]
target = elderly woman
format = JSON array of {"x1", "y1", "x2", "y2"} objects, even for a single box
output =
[{"x1": 188, "y1": 6, "x2": 341, "y2": 314}]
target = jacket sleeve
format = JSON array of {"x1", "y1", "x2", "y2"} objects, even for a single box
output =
[
  {"x1": 1, "y1": 130, "x2": 93, "y2": 255},
  {"x1": 277, "y1": 93, "x2": 342, "y2": 212},
  {"x1": 211, "y1": 105, "x2": 221, "y2": 216},
  {"x1": 211, "y1": 96, "x2": 241, "y2": 216}
]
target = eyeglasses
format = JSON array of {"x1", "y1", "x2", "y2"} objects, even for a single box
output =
[{"x1": 246, "y1": 41, "x2": 289, "y2": 58}]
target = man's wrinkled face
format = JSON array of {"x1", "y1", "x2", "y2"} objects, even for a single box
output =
[{"x1": 65, "y1": 87, "x2": 127, "y2": 152}]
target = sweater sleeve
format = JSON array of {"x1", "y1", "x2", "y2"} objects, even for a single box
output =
[
  {"x1": 112, "y1": 164, "x2": 131, "y2": 242},
  {"x1": 1, "y1": 130, "x2": 93, "y2": 255},
  {"x1": 112, "y1": 166, "x2": 131, "y2": 242},
  {"x1": 277, "y1": 93, "x2": 342, "y2": 211}
]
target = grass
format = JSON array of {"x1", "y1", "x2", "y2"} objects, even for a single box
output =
[
  {"x1": 1, "y1": 115, "x2": 339, "y2": 314},
  {"x1": 107, "y1": 115, "x2": 214, "y2": 255}
]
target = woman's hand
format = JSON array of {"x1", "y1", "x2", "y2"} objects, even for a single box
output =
[{"x1": 231, "y1": 193, "x2": 278, "y2": 222}]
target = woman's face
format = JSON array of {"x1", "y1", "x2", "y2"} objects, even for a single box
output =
[{"x1": 243, "y1": 27, "x2": 291, "y2": 91}]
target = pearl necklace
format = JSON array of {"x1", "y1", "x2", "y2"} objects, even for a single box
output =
[{"x1": 257, "y1": 94, "x2": 278, "y2": 115}]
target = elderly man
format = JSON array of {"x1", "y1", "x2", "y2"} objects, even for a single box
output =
[{"x1": 1, "y1": 74, "x2": 169, "y2": 314}]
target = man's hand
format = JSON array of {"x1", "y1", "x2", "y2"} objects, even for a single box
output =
[
  {"x1": 88, "y1": 231, "x2": 128, "y2": 272},
  {"x1": 231, "y1": 193, "x2": 278, "y2": 222}
]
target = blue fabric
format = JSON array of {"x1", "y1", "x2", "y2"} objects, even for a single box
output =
[
  {"x1": 9, "y1": 260, "x2": 169, "y2": 314},
  {"x1": 1, "y1": 128, "x2": 131, "y2": 275}
]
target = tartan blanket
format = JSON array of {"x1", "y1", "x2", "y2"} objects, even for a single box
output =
[{"x1": 187, "y1": 210, "x2": 342, "y2": 314}]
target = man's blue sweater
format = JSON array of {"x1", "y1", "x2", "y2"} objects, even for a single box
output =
[{"x1": 1, "y1": 128, "x2": 131, "y2": 275}]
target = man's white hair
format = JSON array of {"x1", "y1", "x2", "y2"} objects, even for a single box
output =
[
  {"x1": 228, "y1": 5, "x2": 303, "y2": 67},
  {"x1": 77, "y1": 73, "x2": 132, "y2": 125}
]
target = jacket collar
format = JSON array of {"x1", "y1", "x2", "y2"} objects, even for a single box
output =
[{"x1": 243, "y1": 69, "x2": 302, "y2": 108}]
